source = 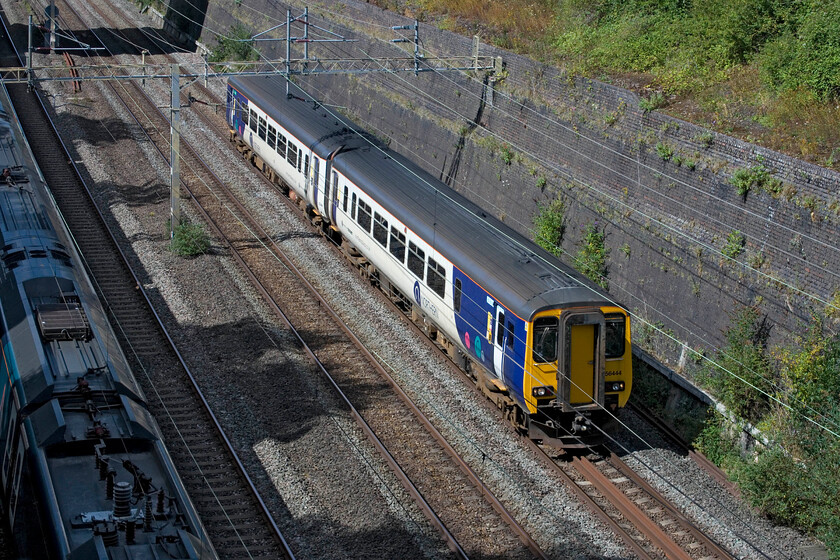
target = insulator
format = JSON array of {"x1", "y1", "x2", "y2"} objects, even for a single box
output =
[
  {"x1": 105, "y1": 469, "x2": 116, "y2": 500},
  {"x1": 125, "y1": 519, "x2": 136, "y2": 543},
  {"x1": 98, "y1": 457, "x2": 110, "y2": 481},
  {"x1": 144, "y1": 496, "x2": 153, "y2": 532},
  {"x1": 94, "y1": 521, "x2": 119, "y2": 547},
  {"x1": 113, "y1": 481, "x2": 132, "y2": 518},
  {"x1": 156, "y1": 489, "x2": 165, "y2": 514}
]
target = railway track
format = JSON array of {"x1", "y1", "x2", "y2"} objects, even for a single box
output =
[{"x1": 0, "y1": 6, "x2": 295, "y2": 560}]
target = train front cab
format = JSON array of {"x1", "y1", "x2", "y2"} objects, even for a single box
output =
[{"x1": 525, "y1": 306, "x2": 631, "y2": 447}]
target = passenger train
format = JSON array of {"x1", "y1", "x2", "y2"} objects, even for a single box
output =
[
  {"x1": 0, "y1": 85, "x2": 216, "y2": 558},
  {"x1": 227, "y1": 75, "x2": 632, "y2": 447}
]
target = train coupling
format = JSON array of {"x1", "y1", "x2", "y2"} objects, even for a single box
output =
[{"x1": 571, "y1": 414, "x2": 593, "y2": 435}]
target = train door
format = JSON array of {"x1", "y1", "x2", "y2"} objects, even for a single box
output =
[
  {"x1": 312, "y1": 157, "x2": 321, "y2": 208},
  {"x1": 561, "y1": 312, "x2": 605, "y2": 408},
  {"x1": 493, "y1": 306, "x2": 505, "y2": 378},
  {"x1": 322, "y1": 164, "x2": 331, "y2": 220},
  {"x1": 329, "y1": 170, "x2": 339, "y2": 223}
]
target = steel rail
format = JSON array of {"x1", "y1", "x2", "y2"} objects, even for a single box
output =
[{"x1": 606, "y1": 452, "x2": 733, "y2": 560}]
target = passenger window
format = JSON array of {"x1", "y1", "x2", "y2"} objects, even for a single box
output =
[
  {"x1": 605, "y1": 314, "x2": 626, "y2": 358},
  {"x1": 277, "y1": 134, "x2": 287, "y2": 158},
  {"x1": 258, "y1": 117, "x2": 267, "y2": 141},
  {"x1": 249, "y1": 109, "x2": 258, "y2": 132},
  {"x1": 304, "y1": 154, "x2": 310, "y2": 178},
  {"x1": 407, "y1": 241, "x2": 425, "y2": 280},
  {"x1": 453, "y1": 278, "x2": 462, "y2": 313},
  {"x1": 506, "y1": 321, "x2": 515, "y2": 349},
  {"x1": 267, "y1": 125, "x2": 277, "y2": 149},
  {"x1": 496, "y1": 311, "x2": 506, "y2": 345},
  {"x1": 357, "y1": 200, "x2": 372, "y2": 232},
  {"x1": 343, "y1": 186, "x2": 348, "y2": 213},
  {"x1": 389, "y1": 227, "x2": 406, "y2": 263},
  {"x1": 373, "y1": 213, "x2": 388, "y2": 247},
  {"x1": 352, "y1": 193, "x2": 357, "y2": 218},
  {"x1": 532, "y1": 317, "x2": 558, "y2": 363},
  {"x1": 427, "y1": 258, "x2": 446, "y2": 298},
  {"x1": 288, "y1": 144, "x2": 298, "y2": 169}
]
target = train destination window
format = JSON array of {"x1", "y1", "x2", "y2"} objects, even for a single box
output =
[
  {"x1": 373, "y1": 213, "x2": 388, "y2": 247},
  {"x1": 408, "y1": 241, "x2": 425, "y2": 280},
  {"x1": 605, "y1": 314, "x2": 626, "y2": 358},
  {"x1": 507, "y1": 321, "x2": 515, "y2": 349},
  {"x1": 427, "y1": 257, "x2": 446, "y2": 298},
  {"x1": 453, "y1": 278, "x2": 462, "y2": 312},
  {"x1": 343, "y1": 186, "x2": 349, "y2": 212},
  {"x1": 532, "y1": 317, "x2": 559, "y2": 363},
  {"x1": 389, "y1": 227, "x2": 406, "y2": 262},
  {"x1": 277, "y1": 134, "x2": 287, "y2": 158},
  {"x1": 258, "y1": 117, "x2": 267, "y2": 141},
  {"x1": 496, "y1": 311, "x2": 506, "y2": 345},
  {"x1": 249, "y1": 109, "x2": 257, "y2": 132},
  {"x1": 357, "y1": 200, "x2": 372, "y2": 232},
  {"x1": 267, "y1": 125, "x2": 277, "y2": 149}
]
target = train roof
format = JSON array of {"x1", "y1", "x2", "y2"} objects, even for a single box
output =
[
  {"x1": 0, "y1": 85, "x2": 213, "y2": 559},
  {"x1": 231, "y1": 75, "x2": 616, "y2": 320}
]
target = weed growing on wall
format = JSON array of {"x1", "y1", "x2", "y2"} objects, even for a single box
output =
[
  {"x1": 721, "y1": 230, "x2": 746, "y2": 259},
  {"x1": 729, "y1": 164, "x2": 782, "y2": 199},
  {"x1": 575, "y1": 222, "x2": 609, "y2": 290},
  {"x1": 532, "y1": 198, "x2": 566, "y2": 257},
  {"x1": 209, "y1": 24, "x2": 259, "y2": 66}
]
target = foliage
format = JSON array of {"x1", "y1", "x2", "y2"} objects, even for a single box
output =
[
  {"x1": 575, "y1": 222, "x2": 609, "y2": 290},
  {"x1": 639, "y1": 92, "x2": 667, "y2": 113},
  {"x1": 696, "y1": 307, "x2": 773, "y2": 422},
  {"x1": 209, "y1": 24, "x2": 259, "y2": 65},
  {"x1": 759, "y1": 2, "x2": 840, "y2": 99},
  {"x1": 721, "y1": 230, "x2": 746, "y2": 259},
  {"x1": 693, "y1": 312, "x2": 840, "y2": 555},
  {"x1": 729, "y1": 164, "x2": 782, "y2": 198},
  {"x1": 500, "y1": 144, "x2": 515, "y2": 165},
  {"x1": 170, "y1": 222, "x2": 210, "y2": 257},
  {"x1": 532, "y1": 197, "x2": 566, "y2": 257},
  {"x1": 655, "y1": 141, "x2": 674, "y2": 160}
]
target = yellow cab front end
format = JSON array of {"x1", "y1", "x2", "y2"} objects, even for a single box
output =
[{"x1": 523, "y1": 305, "x2": 632, "y2": 447}]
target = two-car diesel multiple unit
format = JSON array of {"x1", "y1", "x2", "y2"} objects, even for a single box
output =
[
  {"x1": 227, "y1": 75, "x2": 632, "y2": 447},
  {"x1": 0, "y1": 86, "x2": 216, "y2": 558}
]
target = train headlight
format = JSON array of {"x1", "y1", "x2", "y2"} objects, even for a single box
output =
[
  {"x1": 605, "y1": 381, "x2": 625, "y2": 392},
  {"x1": 532, "y1": 386, "x2": 555, "y2": 398}
]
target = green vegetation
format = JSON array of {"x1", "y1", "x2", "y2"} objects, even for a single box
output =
[
  {"x1": 655, "y1": 141, "x2": 675, "y2": 161},
  {"x1": 639, "y1": 92, "x2": 666, "y2": 113},
  {"x1": 575, "y1": 222, "x2": 609, "y2": 290},
  {"x1": 134, "y1": 0, "x2": 164, "y2": 11},
  {"x1": 721, "y1": 230, "x2": 746, "y2": 259},
  {"x1": 532, "y1": 197, "x2": 566, "y2": 257},
  {"x1": 209, "y1": 24, "x2": 259, "y2": 65},
  {"x1": 694, "y1": 312, "x2": 840, "y2": 555},
  {"x1": 729, "y1": 164, "x2": 783, "y2": 199},
  {"x1": 170, "y1": 222, "x2": 210, "y2": 257},
  {"x1": 382, "y1": 0, "x2": 840, "y2": 167},
  {"x1": 500, "y1": 144, "x2": 515, "y2": 165}
]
